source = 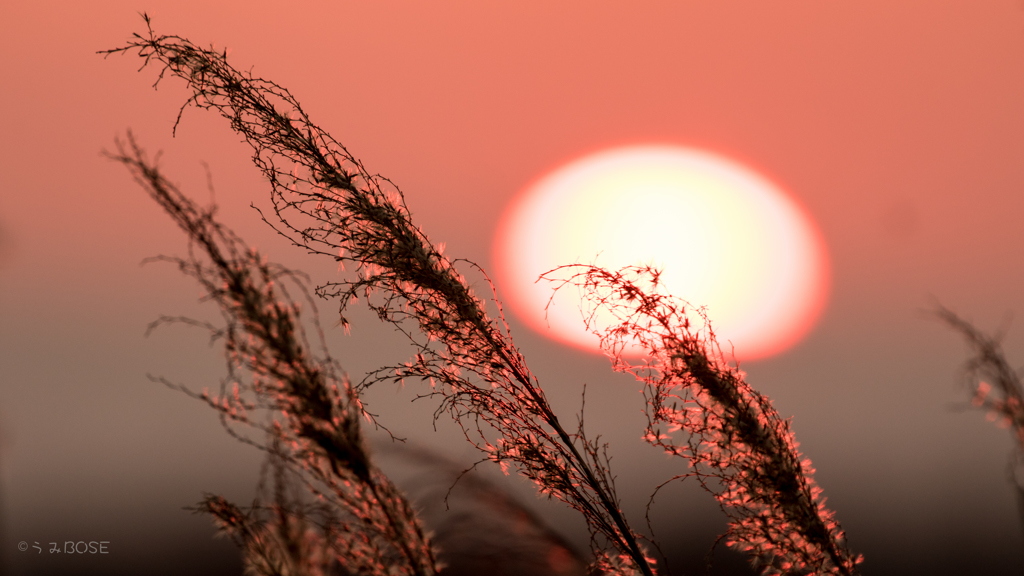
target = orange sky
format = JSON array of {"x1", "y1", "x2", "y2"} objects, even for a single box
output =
[{"x1": 2, "y1": 2, "x2": 1024, "y2": 574}]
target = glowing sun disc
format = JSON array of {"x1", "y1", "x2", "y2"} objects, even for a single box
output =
[{"x1": 492, "y1": 145, "x2": 830, "y2": 361}]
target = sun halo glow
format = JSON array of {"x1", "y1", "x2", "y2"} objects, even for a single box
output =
[{"x1": 493, "y1": 145, "x2": 830, "y2": 362}]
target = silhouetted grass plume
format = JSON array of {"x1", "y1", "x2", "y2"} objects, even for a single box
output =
[
  {"x1": 103, "y1": 18, "x2": 658, "y2": 575},
  {"x1": 109, "y1": 135, "x2": 440, "y2": 576},
  {"x1": 104, "y1": 15, "x2": 861, "y2": 575},
  {"x1": 936, "y1": 306, "x2": 1024, "y2": 540},
  {"x1": 544, "y1": 265, "x2": 860, "y2": 575}
]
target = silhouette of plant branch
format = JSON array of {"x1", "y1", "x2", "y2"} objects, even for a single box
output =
[
  {"x1": 544, "y1": 264, "x2": 861, "y2": 576},
  {"x1": 107, "y1": 134, "x2": 440, "y2": 576},
  {"x1": 935, "y1": 306, "x2": 1024, "y2": 539},
  {"x1": 103, "y1": 18, "x2": 656, "y2": 575}
]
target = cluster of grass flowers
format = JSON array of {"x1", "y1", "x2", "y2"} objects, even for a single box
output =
[
  {"x1": 109, "y1": 135, "x2": 440, "y2": 576},
  {"x1": 103, "y1": 19, "x2": 657, "y2": 575},
  {"x1": 936, "y1": 306, "x2": 1024, "y2": 531},
  {"x1": 544, "y1": 264, "x2": 861, "y2": 575},
  {"x1": 104, "y1": 15, "x2": 860, "y2": 575}
]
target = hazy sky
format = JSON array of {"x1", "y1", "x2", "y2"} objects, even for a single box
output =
[{"x1": 2, "y1": 2, "x2": 1024, "y2": 574}]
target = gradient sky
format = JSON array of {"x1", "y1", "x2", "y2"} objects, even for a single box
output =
[{"x1": 2, "y1": 2, "x2": 1024, "y2": 574}]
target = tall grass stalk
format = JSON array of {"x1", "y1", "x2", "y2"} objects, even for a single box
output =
[
  {"x1": 936, "y1": 306, "x2": 1024, "y2": 538},
  {"x1": 544, "y1": 265, "x2": 861, "y2": 575},
  {"x1": 109, "y1": 135, "x2": 440, "y2": 576},
  {"x1": 103, "y1": 18, "x2": 655, "y2": 575}
]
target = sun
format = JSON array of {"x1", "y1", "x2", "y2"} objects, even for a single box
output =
[{"x1": 492, "y1": 145, "x2": 830, "y2": 361}]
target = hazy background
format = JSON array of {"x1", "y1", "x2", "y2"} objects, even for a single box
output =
[{"x1": 2, "y1": 1, "x2": 1024, "y2": 574}]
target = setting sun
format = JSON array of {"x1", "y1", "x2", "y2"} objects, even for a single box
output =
[{"x1": 493, "y1": 145, "x2": 830, "y2": 361}]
